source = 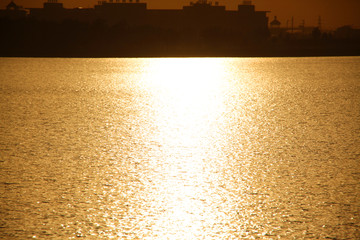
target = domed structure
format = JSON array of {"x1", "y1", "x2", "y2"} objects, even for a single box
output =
[
  {"x1": 0, "y1": 1, "x2": 26, "y2": 19},
  {"x1": 270, "y1": 16, "x2": 281, "y2": 28},
  {"x1": 6, "y1": 1, "x2": 21, "y2": 10}
]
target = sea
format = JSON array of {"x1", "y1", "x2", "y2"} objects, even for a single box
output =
[{"x1": 0, "y1": 57, "x2": 359, "y2": 239}]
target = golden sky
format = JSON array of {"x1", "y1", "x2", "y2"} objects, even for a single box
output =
[{"x1": 2, "y1": 0, "x2": 360, "y2": 30}]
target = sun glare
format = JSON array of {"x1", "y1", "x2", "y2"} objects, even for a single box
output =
[
  {"x1": 146, "y1": 58, "x2": 227, "y2": 103},
  {"x1": 132, "y1": 58, "x2": 233, "y2": 238}
]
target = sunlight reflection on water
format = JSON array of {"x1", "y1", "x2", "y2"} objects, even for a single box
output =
[
  {"x1": 135, "y1": 59, "x2": 233, "y2": 239},
  {"x1": 0, "y1": 57, "x2": 359, "y2": 239}
]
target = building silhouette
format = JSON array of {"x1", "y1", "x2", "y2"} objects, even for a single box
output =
[
  {"x1": 24, "y1": 0, "x2": 269, "y2": 38},
  {"x1": 270, "y1": 16, "x2": 281, "y2": 28},
  {"x1": 0, "y1": 1, "x2": 26, "y2": 19},
  {"x1": 3, "y1": 0, "x2": 358, "y2": 57}
]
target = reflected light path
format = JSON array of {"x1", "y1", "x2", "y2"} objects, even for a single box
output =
[{"x1": 119, "y1": 58, "x2": 241, "y2": 238}]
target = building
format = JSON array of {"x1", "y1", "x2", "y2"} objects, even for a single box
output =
[
  {"x1": 0, "y1": 1, "x2": 27, "y2": 19},
  {"x1": 28, "y1": 0, "x2": 94, "y2": 22},
  {"x1": 25, "y1": 0, "x2": 269, "y2": 38},
  {"x1": 270, "y1": 16, "x2": 281, "y2": 28}
]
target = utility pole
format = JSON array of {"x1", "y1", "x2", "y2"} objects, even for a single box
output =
[{"x1": 302, "y1": 19, "x2": 305, "y2": 33}]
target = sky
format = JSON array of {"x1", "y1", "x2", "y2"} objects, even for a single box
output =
[{"x1": 2, "y1": 0, "x2": 360, "y2": 30}]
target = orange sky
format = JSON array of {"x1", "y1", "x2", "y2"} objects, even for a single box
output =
[{"x1": 2, "y1": 0, "x2": 360, "y2": 30}]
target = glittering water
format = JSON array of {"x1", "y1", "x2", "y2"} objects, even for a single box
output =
[{"x1": 0, "y1": 57, "x2": 359, "y2": 239}]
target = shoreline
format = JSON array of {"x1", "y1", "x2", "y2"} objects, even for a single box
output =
[{"x1": 2, "y1": 48, "x2": 359, "y2": 58}]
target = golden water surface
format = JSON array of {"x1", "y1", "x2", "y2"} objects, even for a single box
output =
[{"x1": 0, "y1": 57, "x2": 359, "y2": 239}]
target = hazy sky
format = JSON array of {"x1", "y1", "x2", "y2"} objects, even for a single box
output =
[{"x1": 2, "y1": 0, "x2": 360, "y2": 30}]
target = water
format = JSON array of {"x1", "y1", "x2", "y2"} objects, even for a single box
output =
[{"x1": 0, "y1": 57, "x2": 359, "y2": 239}]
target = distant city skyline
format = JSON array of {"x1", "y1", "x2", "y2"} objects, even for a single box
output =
[{"x1": 1, "y1": 0, "x2": 360, "y2": 30}]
